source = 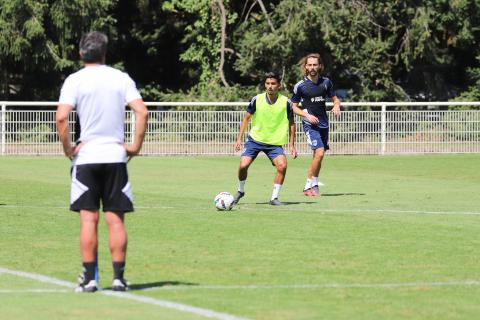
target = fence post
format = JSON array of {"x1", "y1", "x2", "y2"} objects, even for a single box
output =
[
  {"x1": 380, "y1": 103, "x2": 386, "y2": 155},
  {"x1": 1, "y1": 103, "x2": 5, "y2": 155}
]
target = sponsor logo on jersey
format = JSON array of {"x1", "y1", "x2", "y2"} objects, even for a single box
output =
[{"x1": 310, "y1": 96, "x2": 325, "y2": 102}]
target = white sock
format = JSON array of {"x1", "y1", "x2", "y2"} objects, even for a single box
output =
[
  {"x1": 304, "y1": 178, "x2": 312, "y2": 191},
  {"x1": 271, "y1": 184, "x2": 282, "y2": 200},
  {"x1": 312, "y1": 177, "x2": 325, "y2": 186},
  {"x1": 238, "y1": 180, "x2": 246, "y2": 193}
]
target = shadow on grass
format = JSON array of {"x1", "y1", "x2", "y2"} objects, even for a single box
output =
[
  {"x1": 252, "y1": 201, "x2": 317, "y2": 205},
  {"x1": 104, "y1": 281, "x2": 199, "y2": 291},
  {"x1": 321, "y1": 193, "x2": 366, "y2": 196},
  {"x1": 239, "y1": 193, "x2": 365, "y2": 205}
]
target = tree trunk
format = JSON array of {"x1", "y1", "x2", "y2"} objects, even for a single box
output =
[
  {"x1": 256, "y1": 0, "x2": 275, "y2": 33},
  {"x1": 216, "y1": 0, "x2": 230, "y2": 87}
]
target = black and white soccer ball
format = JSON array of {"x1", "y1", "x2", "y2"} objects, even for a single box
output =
[{"x1": 214, "y1": 192, "x2": 234, "y2": 211}]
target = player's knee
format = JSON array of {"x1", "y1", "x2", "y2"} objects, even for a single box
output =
[
  {"x1": 105, "y1": 212, "x2": 124, "y2": 226},
  {"x1": 314, "y1": 148, "x2": 325, "y2": 158},
  {"x1": 106, "y1": 217, "x2": 123, "y2": 226},
  {"x1": 108, "y1": 221, "x2": 126, "y2": 235},
  {"x1": 239, "y1": 161, "x2": 252, "y2": 171},
  {"x1": 81, "y1": 213, "x2": 99, "y2": 225},
  {"x1": 276, "y1": 162, "x2": 287, "y2": 172}
]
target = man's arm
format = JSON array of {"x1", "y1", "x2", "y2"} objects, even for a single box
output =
[
  {"x1": 292, "y1": 102, "x2": 319, "y2": 124},
  {"x1": 288, "y1": 118, "x2": 297, "y2": 159},
  {"x1": 125, "y1": 99, "x2": 148, "y2": 157},
  {"x1": 56, "y1": 104, "x2": 75, "y2": 158},
  {"x1": 331, "y1": 96, "x2": 341, "y2": 117},
  {"x1": 234, "y1": 112, "x2": 251, "y2": 152}
]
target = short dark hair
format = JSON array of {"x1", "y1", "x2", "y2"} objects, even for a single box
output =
[
  {"x1": 79, "y1": 31, "x2": 108, "y2": 63},
  {"x1": 264, "y1": 71, "x2": 281, "y2": 83}
]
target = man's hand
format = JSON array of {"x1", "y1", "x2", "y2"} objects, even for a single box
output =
[
  {"x1": 290, "y1": 144, "x2": 298, "y2": 159},
  {"x1": 63, "y1": 144, "x2": 75, "y2": 159},
  {"x1": 305, "y1": 113, "x2": 319, "y2": 124},
  {"x1": 332, "y1": 104, "x2": 341, "y2": 117},
  {"x1": 331, "y1": 97, "x2": 341, "y2": 117},
  {"x1": 124, "y1": 143, "x2": 142, "y2": 156},
  {"x1": 63, "y1": 142, "x2": 84, "y2": 160},
  {"x1": 234, "y1": 140, "x2": 242, "y2": 152}
]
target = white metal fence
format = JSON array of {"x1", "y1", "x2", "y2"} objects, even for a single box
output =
[{"x1": 1, "y1": 101, "x2": 479, "y2": 155}]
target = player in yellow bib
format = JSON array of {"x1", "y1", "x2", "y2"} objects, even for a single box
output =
[{"x1": 233, "y1": 72, "x2": 297, "y2": 205}]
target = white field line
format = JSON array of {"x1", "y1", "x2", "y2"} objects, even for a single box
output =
[
  {"x1": 225, "y1": 205, "x2": 480, "y2": 216},
  {"x1": 0, "y1": 268, "x2": 76, "y2": 288},
  {"x1": 0, "y1": 205, "x2": 175, "y2": 209},
  {"x1": 137, "y1": 206, "x2": 480, "y2": 216},
  {"x1": 0, "y1": 267, "x2": 249, "y2": 320},
  {"x1": 126, "y1": 206, "x2": 480, "y2": 216},
  {"x1": 257, "y1": 207, "x2": 480, "y2": 216},
  {"x1": 1, "y1": 204, "x2": 479, "y2": 216},
  {"x1": 1, "y1": 279, "x2": 479, "y2": 293},
  {"x1": 138, "y1": 280, "x2": 480, "y2": 291},
  {"x1": 0, "y1": 289, "x2": 71, "y2": 293}
]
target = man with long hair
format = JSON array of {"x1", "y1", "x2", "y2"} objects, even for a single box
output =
[{"x1": 291, "y1": 53, "x2": 341, "y2": 196}]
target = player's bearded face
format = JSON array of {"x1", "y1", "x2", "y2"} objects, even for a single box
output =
[{"x1": 305, "y1": 58, "x2": 321, "y2": 77}]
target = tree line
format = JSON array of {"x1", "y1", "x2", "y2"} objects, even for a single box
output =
[{"x1": 1, "y1": 0, "x2": 480, "y2": 102}]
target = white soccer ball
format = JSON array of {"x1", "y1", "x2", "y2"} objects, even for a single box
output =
[{"x1": 214, "y1": 192, "x2": 235, "y2": 211}]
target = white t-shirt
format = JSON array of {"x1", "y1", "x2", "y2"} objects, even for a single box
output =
[{"x1": 59, "y1": 65, "x2": 142, "y2": 165}]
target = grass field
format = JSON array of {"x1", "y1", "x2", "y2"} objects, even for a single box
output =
[{"x1": 0, "y1": 154, "x2": 479, "y2": 320}]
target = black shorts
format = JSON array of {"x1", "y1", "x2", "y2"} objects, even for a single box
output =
[{"x1": 70, "y1": 163, "x2": 133, "y2": 213}]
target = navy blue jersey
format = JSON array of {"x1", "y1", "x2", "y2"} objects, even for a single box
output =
[
  {"x1": 291, "y1": 76, "x2": 336, "y2": 128},
  {"x1": 246, "y1": 94, "x2": 294, "y2": 121}
]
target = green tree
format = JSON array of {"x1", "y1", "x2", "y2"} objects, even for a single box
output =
[
  {"x1": 387, "y1": 0, "x2": 480, "y2": 101},
  {"x1": 232, "y1": 0, "x2": 480, "y2": 101},
  {"x1": 0, "y1": 0, "x2": 115, "y2": 100},
  {"x1": 160, "y1": 0, "x2": 238, "y2": 88},
  {"x1": 2, "y1": 0, "x2": 480, "y2": 102}
]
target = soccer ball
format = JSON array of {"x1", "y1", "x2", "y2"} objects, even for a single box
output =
[{"x1": 214, "y1": 192, "x2": 234, "y2": 211}]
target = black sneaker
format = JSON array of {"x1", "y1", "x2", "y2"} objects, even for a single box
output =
[
  {"x1": 233, "y1": 191, "x2": 245, "y2": 204},
  {"x1": 112, "y1": 278, "x2": 129, "y2": 291},
  {"x1": 269, "y1": 198, "x2": 285, "y2": 206}
]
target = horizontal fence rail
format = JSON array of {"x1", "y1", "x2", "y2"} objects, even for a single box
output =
[{"x1": 1, "y1": 101, "x2": 479, "y2": 156}]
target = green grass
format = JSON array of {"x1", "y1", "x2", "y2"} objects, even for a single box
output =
[{"x1": 0, "y1": 154, "x2": 479, "y2": 319}]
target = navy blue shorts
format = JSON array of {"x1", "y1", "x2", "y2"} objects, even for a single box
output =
[
  {"x1": 302, "y1": 121, "x2": 329, "y2": 151},
  {"x1": 241, "y1": 137, "x2": 285, "y2": 161}
]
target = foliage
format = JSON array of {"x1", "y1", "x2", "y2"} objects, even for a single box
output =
[
  {"x1": 141, "y1": 82, "x2": 257, "y2": 110},
  {"x1": 1, "y1": 0, "x2": 480, "y2": 102},
  {"x1": 0, "y1": 0, "x2": 116, "y2": 100},
  {"x1": 160, "y1": 0, "x2": 238, "y2": 88},
  {"x1": 452, "y1": 54, "x2": 480, "y2": 109}
]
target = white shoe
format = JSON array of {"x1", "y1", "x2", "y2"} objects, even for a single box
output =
[
  {"x1": 112, "y1": 278, "x2": 129, "y2": 291},
  {"x1": 75, "y1": 279, "x2": 98, "y2": 293}
]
